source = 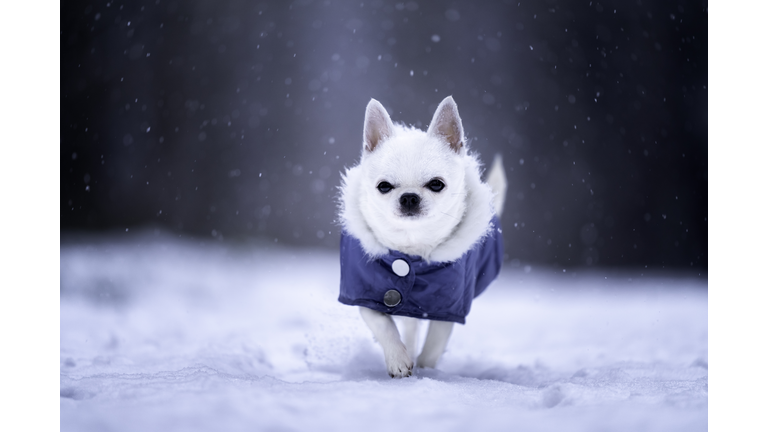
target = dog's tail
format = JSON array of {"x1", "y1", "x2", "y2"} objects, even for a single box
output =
[{"x1": 485, "y1": 154, "x2": 507, "y2": 217}]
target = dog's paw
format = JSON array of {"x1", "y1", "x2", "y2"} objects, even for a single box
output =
[
  {"x1": 416, "y1": 345, "x2": 443, "y2": 369},
  {"x1": 385, "y1": 345, "x2": 413, "y2": 378},
  {"x1": 416, "y1": 354, "x2": 439, "y2": 369}
]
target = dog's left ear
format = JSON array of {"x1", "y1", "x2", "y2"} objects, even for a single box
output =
[{"x1": 427, "y1": 96, "x2": 465, "y2": 154}]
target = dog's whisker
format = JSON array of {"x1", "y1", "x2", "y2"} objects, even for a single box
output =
[{"x1": 439, "y1": 210, "x2": 461, "y2": 221}]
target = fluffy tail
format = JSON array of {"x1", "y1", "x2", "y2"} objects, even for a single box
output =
[{"x1": 485, "y1": 154, "x2": 507, "y2": 217}]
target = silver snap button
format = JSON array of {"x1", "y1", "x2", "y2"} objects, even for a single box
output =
[
  {"x1": 383, "y1": 289, "x2": 401, "y2": 307},
  {"x1": 391, "y1": 259, "x2": 410, "y2": 277}
]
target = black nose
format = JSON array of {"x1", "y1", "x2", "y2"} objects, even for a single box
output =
[{"x1": 399, "y1": 193, "x2": 421, "y2": 211}]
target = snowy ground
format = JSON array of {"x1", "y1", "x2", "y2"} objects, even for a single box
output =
[{"x1": 60, "y1": 231, "x2": 707, "y2": 431}]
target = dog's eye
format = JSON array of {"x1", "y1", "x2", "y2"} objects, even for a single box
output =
[
  {"x1": 426, "y1": 179, "x2": 445, "y2": 192},
  {"x1": 377, "y1": 181, "x2": 394, "y2": 194}
]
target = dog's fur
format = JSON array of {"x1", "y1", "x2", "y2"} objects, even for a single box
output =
[{"x1": 339, "y1": 96, "x2": 507, "y2": 377}]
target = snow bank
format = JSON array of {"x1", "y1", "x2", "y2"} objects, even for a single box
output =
[{"x1": 60, "y1": 232, "x2": 707, "y2": 431}]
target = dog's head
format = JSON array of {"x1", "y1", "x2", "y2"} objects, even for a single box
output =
[{"x1": 356, "y1": 96, "x2": 469, "y2": 256}]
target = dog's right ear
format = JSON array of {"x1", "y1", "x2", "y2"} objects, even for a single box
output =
[{"x1": 363, "y1": 99, "x2": 394, "y2": 153}]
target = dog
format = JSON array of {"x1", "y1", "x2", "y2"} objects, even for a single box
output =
[{"x1": 337, "y1": 96, "x2": 507, "y2": 378}]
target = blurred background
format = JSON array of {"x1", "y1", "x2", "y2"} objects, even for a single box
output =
[{"x1": 61, "y1": 0, "x2": 707, "y2": 270}]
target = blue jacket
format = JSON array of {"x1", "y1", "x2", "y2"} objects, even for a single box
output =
[{"x1": 338, "y1": 216, "x2": 503, "y2": 324}]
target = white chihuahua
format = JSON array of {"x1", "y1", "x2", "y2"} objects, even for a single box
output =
[{"x1": 338, "y1": 96, "x2": 507, "y2": 378}]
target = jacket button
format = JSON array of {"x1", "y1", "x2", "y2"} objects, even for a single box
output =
[
  {"x1": 391, "y1": 259, "x2": 410, "y2": 277},
  {"x1": 383, "y1": 289, "x2": 401, "y2": 307}
]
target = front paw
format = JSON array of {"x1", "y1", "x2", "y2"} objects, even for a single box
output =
[{"x1": 385, "y1": 345, "x2": 413, "y2": 378}]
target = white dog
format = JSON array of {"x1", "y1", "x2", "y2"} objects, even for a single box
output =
[{"x1": 338, "y1": 96, "x2": 507, "y2": 378}]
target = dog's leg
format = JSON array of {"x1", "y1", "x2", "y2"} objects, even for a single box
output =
[
  {"x1": 398, "y1": 317, "x2": 421, "y2": 360},
  {"x1": 416, "y1": 320, "x2": 454, "y2": 368},
  {"x1": 359, "y1": 307, "x2": 413, "y2": 378}
]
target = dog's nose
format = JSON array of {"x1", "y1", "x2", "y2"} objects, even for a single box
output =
[{"x1": 399, "y1": 193, "x2": 421, "y2": 210}]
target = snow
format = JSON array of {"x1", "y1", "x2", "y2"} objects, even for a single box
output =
[{"x1": 61, "y1": 232, "x2": 707, "y2": 431}]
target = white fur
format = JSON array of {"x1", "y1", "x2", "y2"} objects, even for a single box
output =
[
  {"x1": 339, "y1": 97, "x2": 506, "y2": 377},
  {"x1": 359, "y1": 307, "x2": 413, "y2": 378},
  {"x1": 339, "y1": 99, "x2": 496, "y2": 263},
  {"x1": 486, "y1": 154, "x2": 508, "y2": 217}
]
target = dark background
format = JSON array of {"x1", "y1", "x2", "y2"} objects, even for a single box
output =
[{"x1": 61, "y1": 0, "x2": 707, "y2": 269}]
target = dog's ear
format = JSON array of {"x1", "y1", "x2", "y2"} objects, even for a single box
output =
[
  {"x1": 427, "y1": 96, "x2": 464, "y2": 153},
  {"x1": 363, "y1": 99, "x2": 394, "y2": 153}
]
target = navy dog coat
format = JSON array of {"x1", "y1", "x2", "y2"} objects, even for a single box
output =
[{"x1": 338, "y1": 216, "x2": 503, "y2": 324}]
